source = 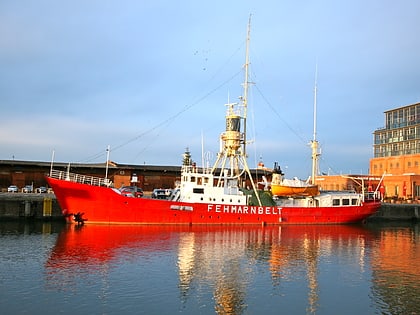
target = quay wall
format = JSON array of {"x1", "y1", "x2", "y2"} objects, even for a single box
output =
[
  {"x1": 0, "y1": 193, "x2": 63, "y2": 220},
  {"x1": 367, "y1": 203, "x2": 420, "y2": 222},
  {"x1": 0, "y1": 193, "x2": 419, "y2": 222}
]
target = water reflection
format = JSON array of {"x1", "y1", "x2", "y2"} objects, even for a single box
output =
[
  {"x1": 44, "y1": 224, "x2": 381, "y2": 314},
  {"x1": 370, "y1": 223, "x2": 420, "y2": 314}
]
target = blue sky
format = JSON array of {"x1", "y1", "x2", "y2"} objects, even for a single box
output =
[{"x1": 1, "y1": 0, "x2": 419, "y2": 179}]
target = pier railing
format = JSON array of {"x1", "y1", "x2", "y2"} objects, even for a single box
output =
[{"x1": 49, "y1": 169, "x2": 113, "y2": 187}]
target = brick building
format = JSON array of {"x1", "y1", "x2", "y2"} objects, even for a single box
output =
[{"x1": 0, "y1": 160, "x2": 179, "y2": 194}]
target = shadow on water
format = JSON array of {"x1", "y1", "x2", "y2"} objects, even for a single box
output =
[{"x1": 0, "y1": 219, "x2": 66, "y2": 235}]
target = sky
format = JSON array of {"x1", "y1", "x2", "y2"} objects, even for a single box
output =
[{"x1": 1, "y1": 0, "x2": 420, "y2": 179}]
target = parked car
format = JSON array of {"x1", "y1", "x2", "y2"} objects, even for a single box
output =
[
  {"x1": 119, "y1": 186, "x2": 143, "y2": 198},
  {"x1": 151, "y1": 189, "x2": 167, "y2": 199},
  {"x1": 36, "y1": 186, "x2": 48, "y2": 193},
  {"x1": 7, "y1": 185, "x2": 18, "y2": 193},
  {"x1": 23, "y1": 185, "x2": 33, "y2": 193}
]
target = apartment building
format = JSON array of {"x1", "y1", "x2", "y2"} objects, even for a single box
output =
[{"x1": 370, "y1": 102, "x2": 420, "y2": 201}]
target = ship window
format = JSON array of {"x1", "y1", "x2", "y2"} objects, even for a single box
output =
[
  {"x1": 342, "y1": 199, "x2": 350, "y2": 205},
  {"x1": 333, "y1": 199, "x2": 340, "y2": 206},
  {"x1": 193, "y1": 188, "x2": 204, "y2": 194},
  {"x1": 204, "y1": 178, "x2": 209, "y2": 184},
  {"x1": 191, "y1": 176, "x2": 196, "y2": 182},
  {"x1": 352, "y1": 199, "x2": 358, "y2": 205}
]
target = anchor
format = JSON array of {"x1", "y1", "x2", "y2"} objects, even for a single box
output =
[{"x1": 73, "y1": 212, "x2": 87, "y2": 225}]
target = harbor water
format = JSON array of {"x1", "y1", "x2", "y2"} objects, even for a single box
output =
[{"x1": 0, "y1": 221, "x2": 419, "y2": 314}]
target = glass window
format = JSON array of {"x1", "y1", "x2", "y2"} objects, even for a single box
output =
[{"x1": 333, "y1": 199, "x2": 340, "y2": 206}]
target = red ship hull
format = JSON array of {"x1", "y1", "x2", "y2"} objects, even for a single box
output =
[{"x1": 46, "y1": 176, "x2": 381, "y2": 225}]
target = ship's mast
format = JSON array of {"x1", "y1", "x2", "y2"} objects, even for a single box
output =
[
  {"x1": 210, "y1": 16, "x2": 261, "y2": 205},
  {"x1": 310, "y1": 65, "x2": 320, "y2": 185},
  {"x1": 241, "y1": 15, "x2": 251, "y2": 156}
]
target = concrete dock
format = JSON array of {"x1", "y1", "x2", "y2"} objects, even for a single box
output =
[
  {"x1": 0, "y1": 193, "x2": 63, "y2": 220},
  {"x1": 368, "y1": 203, "x2": 420, "y2": 222},
  {"x1": 0, "y1": 193, "x2": 419, "y2": 222}
]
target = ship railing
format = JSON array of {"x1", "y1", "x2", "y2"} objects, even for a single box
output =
[
  {"x1": 49, "y1": 169, "x2": 113, "y2": 187},
  {"x1": 181, "y1": 165, "x2": 212, "y2": 174}
]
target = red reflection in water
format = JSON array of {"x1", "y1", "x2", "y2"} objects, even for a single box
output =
[{"x1": 46, "y1": 224, "x2": 372, "y2": 267}]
